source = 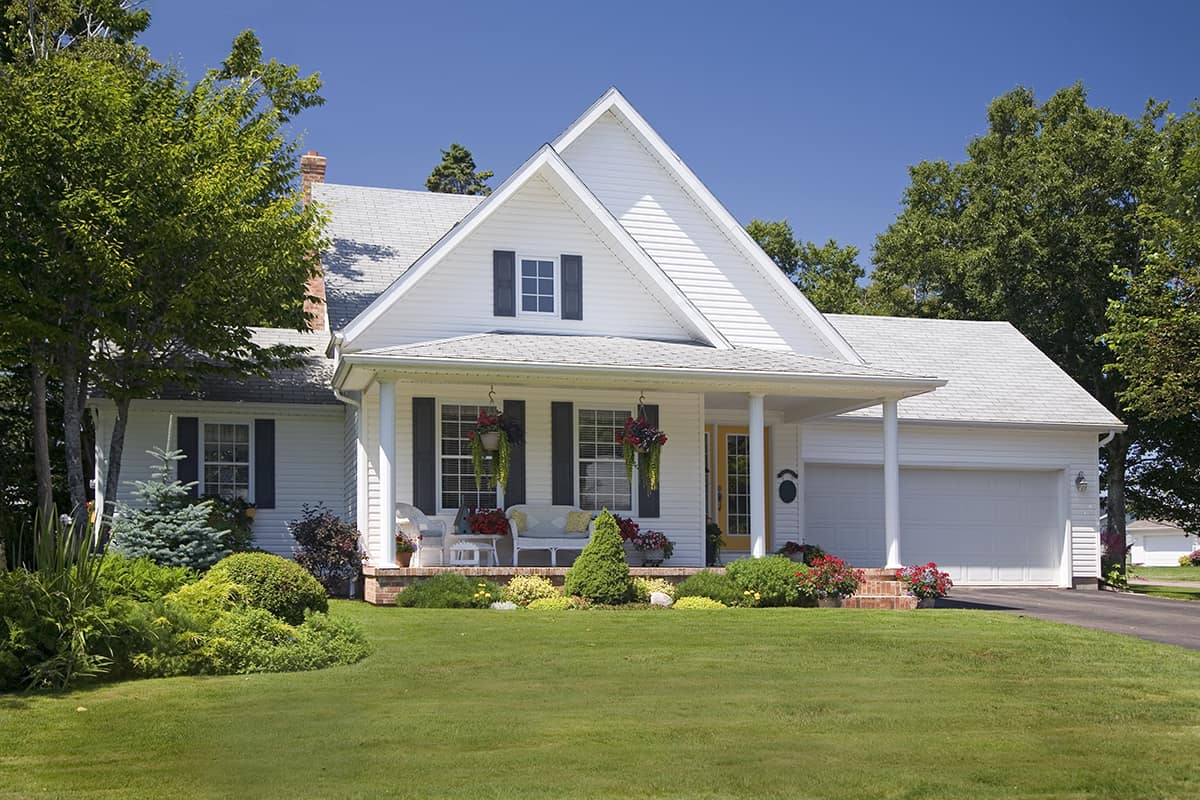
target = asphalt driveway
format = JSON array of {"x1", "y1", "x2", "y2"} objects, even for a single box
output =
[{"x1": 943, "y1": 587, "x2": 1200, "y2": 650}]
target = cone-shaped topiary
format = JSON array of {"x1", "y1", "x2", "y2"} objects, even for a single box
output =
[{"x1": 563, "y1": 510, "x2": 631, "y2": 604}]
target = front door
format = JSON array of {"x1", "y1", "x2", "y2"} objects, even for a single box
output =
[{"x1": 711, "y1": 425, "x2": 770, "y2": 553}]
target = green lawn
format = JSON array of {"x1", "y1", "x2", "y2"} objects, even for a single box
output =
[
  {"x1": 3, "y1": 603, "x2": 1200, "y2": 800},
  {"x1": 1129, "y1": 583, "x2": 1200, "y2": 601},
  {"x1": 1130, "y1": 565, "x2": 1200, "y2": 582}
]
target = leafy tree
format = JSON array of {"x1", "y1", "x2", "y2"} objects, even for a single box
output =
[
  {"x1": 746, "y1": 219, "x2": 865, "y2": 313},
  {"x1": 425, "y1": 143, "x2": 493, "y2": 195},
  {"x1": 1125, "y1": 418, "x2": 1200, "y2": 535},
  {"x1": 0, "y1": 0, "x2": 148, "y2": 63},
  {"x1": 1108, "y1": 106, "x2": 1200, "y2": 420},
  {"x1": 870, "y1": 84, "x2": 1165, "y2": 536},
  {"x1": 0, "y1": 24, "x2": 326, "y2": 524},
  {"x1": 109, "y1": 448, "x2": 230, "y2": 570}
]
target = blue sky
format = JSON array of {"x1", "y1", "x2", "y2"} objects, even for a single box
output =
[{"x1": 141, "y1": 0, "x2": 1200, "y2": 268}]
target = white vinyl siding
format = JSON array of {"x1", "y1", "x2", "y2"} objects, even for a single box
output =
[
  {"x1": 559, "y1": 110, "x2": 844, "y2": 358},
  {"x1": 350, "y1": 175, "x2": 698, "y2": 350},
  {"x1": 95, "y1": 399, "x2": 345, "y2": 557},
  {"x1": 578, "y1": 408, "x2": 632, "y2": 512}
]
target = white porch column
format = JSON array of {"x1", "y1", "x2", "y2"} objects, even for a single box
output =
[
  {"x1": 883, "y1": 398, "x2": 902, "y2": 569},
  {"x1": 749, "y1": 393, "x2": 767, "y2": 558},
  {"x1": 378, "y1": 380, "x2": 396, "y2": 567}
]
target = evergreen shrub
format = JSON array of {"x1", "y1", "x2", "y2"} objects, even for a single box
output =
[{"x1": 563, "y1": 510, "x2": 631, "y2": 604}]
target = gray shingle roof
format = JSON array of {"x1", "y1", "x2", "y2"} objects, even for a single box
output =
[
  {"x1": 150, "y1": 328, "x2": 337, "y2": 405},
  {"x1": 314, "y1": 183, "x2": 482, "y2": 329},
  {"x1": 355, "y1": 333, "x2": 932, "y2": 381},
  {"x1": 827, "y1": 314, "x2": 1124, "y2": 427}
]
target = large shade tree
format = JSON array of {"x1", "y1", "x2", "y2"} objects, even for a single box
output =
[
  {"x1": 746, "y1": 218, "x2": 865, "y2": 313},
  {"x1": 869, "y1": 84, "x2": 1168, "y2": 537}
]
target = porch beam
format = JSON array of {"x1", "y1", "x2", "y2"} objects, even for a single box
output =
[
  {"x1": 749, "y1": 393, "x2": 767, "y2": 558},
  {"x1": 883, "y1": 398, "x2": 902, "y2": 569},
  {"x1": 379, "y1": 380, "x2": 397, "y2": 567}
]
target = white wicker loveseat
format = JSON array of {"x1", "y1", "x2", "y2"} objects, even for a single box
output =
[{"x1": 506, "y1": 504, "x2": 594, "y2": 566}]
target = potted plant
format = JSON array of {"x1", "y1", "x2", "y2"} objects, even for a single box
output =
[
  {"x1": 705, "y1": 521, "x2": 725, "y2": 566},
  {"x1": 466, "y1": 508, "x2": 510, "y2": 536},
  {"x1": 394, "y1": 533, "x2": 418, "y2": 567},
  {"x1": 776, "y1": 541, "x2": 827, "y2": 566},
  {"x1": 896, "y1": 562, "x2": 953, "y2": 608},
  {"x1": 630, "y1": 530, "x2": 673, "y2": 566},
  {"x1": 617, "y1": 416, "x2": 668, "y2": 491},
  {"x1": 468, "y1": 410, "x2": 525, "y2": 491},
  {"x1": 796, "y1": 555, "x2": 865, "y2": 607}
]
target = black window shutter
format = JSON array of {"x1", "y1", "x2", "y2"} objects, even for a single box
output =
[
  {"x1": 561, "y1": 254, "x2": 583, "y2": 320},
  {"x1": 493, "y1": 250, "x2": 516, "y2": 317},
  {"x1": 638, "y1": 404, "x2": 660, "y2": 518},
  {"x1": 551, "y1": 402, "x2": 574, "y2": 506},
  {"x1": 412, "y1": 397, "x2": 437, "y2": 514},
  {"x1": 254, "y1": 419, "x2": 276, "y2": 509},
  {"x1": 177, "y1": 417, "x2": 199, "y2": 498},
  {"x1": 503, "y1": 399, "x2": 526, "y2": 507}
]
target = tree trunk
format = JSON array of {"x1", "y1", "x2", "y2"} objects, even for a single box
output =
[
  {"x1": 1105, "y1": 432, "x2": 1129, "y2": 572},
  {"x1": 60, "y1": 340, "x2": 89, "y2": 524},
  {"x1": 100, "y1": 396, "x2": 131, "y2": 544},
  {"x1": 30, "y1": 353, "x2": 53, "y2": 517}
]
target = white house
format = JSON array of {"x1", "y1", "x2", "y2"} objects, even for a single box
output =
[
  {"x1": 90, "y1": 88, "x2": 1124, "y2": 589},
  {"x1": 1127, "y1": 519, "x2": 1197, "y2": 567}
]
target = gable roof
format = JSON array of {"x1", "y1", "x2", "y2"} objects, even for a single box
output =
[
  {"x1": 827, "y1": 314, "x2": 1125, "y2": 429},
  {"x1": 337, "y1": 144, "x2": 731, "y2": 350},
  {"x1": 553, "y1": 87, "x2": 864, "y2": 365},
  {"x1": 314, "y1": 184, "x2": 482, "y2": 329}
]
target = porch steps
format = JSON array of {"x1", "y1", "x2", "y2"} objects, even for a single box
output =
[{"x1": 841, "y1": 568, "x2": 918, "y2": 610}]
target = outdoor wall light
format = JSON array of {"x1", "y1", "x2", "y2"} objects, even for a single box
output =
[{"x1": 1075, "y1": 471, "x2": 1089, "y2": 493}]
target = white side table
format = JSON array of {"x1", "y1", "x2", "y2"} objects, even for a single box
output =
[{"x1": 447, "y1": 535, "x2": 500, "y2": 566}]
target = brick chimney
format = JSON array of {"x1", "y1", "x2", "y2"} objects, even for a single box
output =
[{"x1": 300, "y1": 150, "x2": 327, "y2": 330}]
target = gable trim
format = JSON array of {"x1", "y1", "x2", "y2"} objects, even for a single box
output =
[
  {"x1": 340, "y1": 144, "x2": 731, "y2": 351},
  {"x1": 554, "y1": 87, "x2": 865, "y2": 364}
]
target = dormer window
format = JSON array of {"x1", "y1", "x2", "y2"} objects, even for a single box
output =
[{"x1": 520, "y1": 257, "x2": 556, "y2": 314}]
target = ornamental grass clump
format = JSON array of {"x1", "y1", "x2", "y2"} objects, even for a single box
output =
[
  {"x1": 795, "y1": 555, "x2": 865, "y2": 600},
  {"x1": 563, "y1": 510, "x2": 631, "y2": 604},
  {"x1": 896, "y1": 562, "x2": 953, "y2": 599}
]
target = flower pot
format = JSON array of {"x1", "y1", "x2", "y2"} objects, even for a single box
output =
[
  {"x1": 916, "y1": 596, "x2": 938, "y2": 609},
  {"x1": 479, "y1": 431, "x2": 501, "y2": 451},
  {"x1": 623, "y1": 541, "x2": 639, "y2": 564},
  {"x1": 395, "y1": 551, "x2": 412, "y2": 568},
  {"x1": 640, "y1": 548, "x2": 665, "y2": 567},
  {"x1": 817, "y1": 597, "x2": 842, "y2": 608},
  {"x1": 787, "y1": 553, "x2": 806, "y2": 563},
  {"x1": 244, "y1": 507, "x2": 256, "y2": 520}
]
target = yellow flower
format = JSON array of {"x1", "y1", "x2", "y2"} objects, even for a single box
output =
[{"x1": 754, "y1": 593, "x2": 761, "y2": 600}]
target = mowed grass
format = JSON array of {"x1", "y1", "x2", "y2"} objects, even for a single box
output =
[
  {"x1": 3, "y1": 603, "x2": 1200, "y2": 800},
  {"x1": 1129, "y1": 584, "x2": 1200, "y2": 601},
  {"x1": 1130, "y1": 565, "x2": 1200, "y2": 582}
]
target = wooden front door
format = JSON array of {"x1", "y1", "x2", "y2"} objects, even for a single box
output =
[{"x1": 711, "y1": 425, "x2": 770, "y2": 553}]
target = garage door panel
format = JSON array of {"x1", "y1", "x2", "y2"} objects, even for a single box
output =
[{"x1": 804, "y1": 465, "x2": 1063, "y2": 586}]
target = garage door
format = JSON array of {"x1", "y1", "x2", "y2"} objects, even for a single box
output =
[{"x1": 804, "y1": 466, "x2": 1064, "y2": 586}]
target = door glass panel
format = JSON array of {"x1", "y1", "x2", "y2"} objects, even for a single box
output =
[{"x1": 726, "y1": 434, "x2": 750, "y2": 538}]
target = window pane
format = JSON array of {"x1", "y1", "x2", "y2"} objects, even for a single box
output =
[
  {"x1": 578, "y1": 408, "x2": 631, "y2": 511},
  {"x1": 521, "y1": 296, "x2": 537, "y2": 312},
  {"x1": 522, "y1": 277, "x2": 538, "y2": 293},
  {"x1": 539, "y1": 261, "x2": 553, "y2": 278},
  {"x1": 440, "y1": 404, "x2": 497, "y2": 512},
  {"x1": 539, "y1": 296, "x2": 554, "y2": 312}
]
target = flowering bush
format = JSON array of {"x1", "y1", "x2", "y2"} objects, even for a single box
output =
[
  {"x1": 795, "y1": 555, "x2": 865, "y2": 599},
  {"x1": 612, "y1": 514, "x2": 641, "y2": 542},
  {"x1": 1188, "y1": 549, "x2": 1200, "y2": 567},
  {"x1": 466, "y1": 508, "x2": 509, "y2": 535},
  {"x1": 631, "y1": 530, "x2": 674, "y2": 560},
  {"x1": 617, "y1": 416, "x2": 668, "y2": 491},
  {"x1": 896, "y1": 562, "x2": 953, "y2": 599},
  {"x1": 775, "y1": 541, "x2": 827, "y2": 566}
]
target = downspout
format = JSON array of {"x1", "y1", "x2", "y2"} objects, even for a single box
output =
[
  {"x1": 330, "y1": 332, "x2": 363, "y2": 596},
  {"x1": 1099, "y1": 430, "x2": 1116, "y2": 448}
]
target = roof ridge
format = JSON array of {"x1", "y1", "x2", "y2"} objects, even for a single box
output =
[{"x1": 314, "y1": 183, "x2": 486, "y2": 202}]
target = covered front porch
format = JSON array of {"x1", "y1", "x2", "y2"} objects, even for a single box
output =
[{"x1": 333, "y1": 333, "x2": 944, "y2": 574}]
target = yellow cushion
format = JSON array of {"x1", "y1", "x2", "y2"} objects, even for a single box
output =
[
  {"x1": 510, "y1": 510, "x2": 527, "y2": 532},
  {"x1": 565, "y1": 511, "x2": 592, "y2": 533}
]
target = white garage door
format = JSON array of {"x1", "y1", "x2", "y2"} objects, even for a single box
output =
[{"x1": 804, "y1": 466, "x2": 1064, "y2": 586}]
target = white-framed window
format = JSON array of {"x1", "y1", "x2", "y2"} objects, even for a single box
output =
[
  {"x1": 440, "y1": 403, "x2": 499, "y2": 512},
  {"x1": 202, "y1": 421, "x2": 252, "y2": 501},
  {"x1": 519, "y1": 257, "x2": 557, "y2": 315},
  {"x1": 578, "y1": 408, "x2": 632, "y2": 512}
]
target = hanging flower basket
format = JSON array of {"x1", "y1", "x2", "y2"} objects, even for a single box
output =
[
  {"x1": 617, "y1": 416, "x2": 668, "y2": 491},
  {"x1": 468, "y1": 410, "x2": 525, "y2": 491}
]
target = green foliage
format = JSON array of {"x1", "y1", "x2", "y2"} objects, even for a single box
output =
[
  {"x1": 198, "y1": 495, "x2": 255, "y2": 552},
  {"x1": 674, "y1": 569, "x2": 744, "y2": 607},
  {"x1": 526, "y1": 596, "x2": 579, "y2": 611},
  {"x1": 672, "y1": 596, "x2": 728, "y2": 610},
  {"x1": 196, "y1": 608, "x2": 369, "y2": 675},
  {"x1": 425, "y1": 143, "x2": 493, "y2": 195},
  {"x1": 631, "y1": 577, "x2": 677, "y2": 603},
  {"x1": 502, "y1": 575, "x2": 561, "y2": 607},
  {"x1": 207, "y1": 552, "x2": 327, "y2": 624},
  {"x1": 746, "y1": 218, "x2": 865, "y2": 313},
  {"x1": 726, "y1": 556, "x2": 812, "y2": 607},
  {"x1": 109, "y1": 448, "x2": 230, "y2": 570},
  {"x1": 563, "y1": 510, "x2": 632, "y2": 604},
  {"x1": 0, "y1": 0, "x2": 149, "y2": 63},
  {"x1": 97, "y1": 554, "x2": 197, "y2": 602},
  {"x1": 393, "y1": 573, "x2": 502, "y2": 609}
]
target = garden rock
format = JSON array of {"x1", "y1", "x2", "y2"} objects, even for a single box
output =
[
  {"x1": 490, "y1": 601, "x2": 518, "y2": 611},
  {"x1": 650, "y1": 591, "x2": 673, "y2": 607}
]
